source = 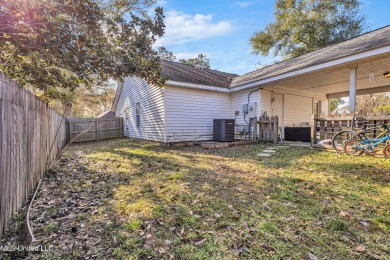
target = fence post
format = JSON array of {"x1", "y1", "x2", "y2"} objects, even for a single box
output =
[
  {"x1": 253, "y1": 117, "x2": 258, "y2": 141},
  {"x1": 96, "y1": 118, "x2": 100, "y2": 141},
  {"x1": 273, "y1": 116, "x2": 278, "y2": 144},
  {"x1": 69, "y1": 118, "x2": 72, "y2": 143},
  {"x1": 310, "y1": 114, "x2": 316, "y2": 146}
]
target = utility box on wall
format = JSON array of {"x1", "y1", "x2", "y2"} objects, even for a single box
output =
[
  {"x1": 243, "y1": 102, "x2": 258, "y2": 119},
  {"x1": 213, "y1": 119, "x2": 235, "y2": 142}
]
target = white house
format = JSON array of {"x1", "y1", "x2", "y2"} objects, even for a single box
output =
[{"x1": 112, "y1": 26, "x2": 390, "y2": 143}]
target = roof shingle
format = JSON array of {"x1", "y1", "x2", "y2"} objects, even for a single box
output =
[
  {"x1": 161, "y1": 60, "x2": 238, "y2": 88},
  {"x1": 231, "y1": 25, "x2": 390, "y2": 87}
]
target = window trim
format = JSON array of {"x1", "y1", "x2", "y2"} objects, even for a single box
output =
[{"x1": 136, "y1": 102, "x2": 140, "y2": 128}]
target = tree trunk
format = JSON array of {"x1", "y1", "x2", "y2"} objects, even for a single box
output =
[{"x1": 62, "y1": 101, "x2": 72, "y2": 118}]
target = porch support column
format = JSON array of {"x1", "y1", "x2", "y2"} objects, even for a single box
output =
[{"x1": 349, "y1": 67, "x2": 357, "y2": 115}]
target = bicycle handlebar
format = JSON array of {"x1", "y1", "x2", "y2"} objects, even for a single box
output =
[{"x1": 359, "y1": 123, "x2": 390, "y2": 132}]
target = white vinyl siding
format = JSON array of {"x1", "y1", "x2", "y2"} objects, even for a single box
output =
[
  {"x1": 283, "y1": 94, "x2": 313, "y2": 126},
  {"x1": 165, "y1": 86, "x2": 231, "y2": 142},
  {"x1": 115, "y1": 77, "x2": 165, "y2": 141},
  {"x1": 320, "y1": 99, "x2": 329, "y2": 115},
  {"x1": 231, "y1": 89, "x2": 260, "y2": 126},
  {"x1": 114, "y1": 77, "x2": 316, "y2": 143},
  {"x1": 259, "y1": 89, "x2": 271, "y2": 116}
]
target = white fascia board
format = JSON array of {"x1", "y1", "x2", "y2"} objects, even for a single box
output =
[
  {"x1": 112, "y1": 81, "x2": 124, "y2": 111},
  {"x1": 166, "y1": 80, "x2": 230, "y2": 92},
  {"x1": 231, "y1": 45, "x2": 390, "y2": 92}
]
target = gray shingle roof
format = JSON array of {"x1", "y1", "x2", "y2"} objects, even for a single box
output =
[
  {"x1": 231, "y1": 25, "x2": 390, "y2": 87},
  {"x1": 161, "y1": 60, "x2": 238, "y2": 88},
  {"x1": 97, "y1": 111, "x2": 116, "y2": 118}
]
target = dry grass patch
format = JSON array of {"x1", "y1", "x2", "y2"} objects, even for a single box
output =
[{"x1": 1, "y1": 138, "x2": 389, "y2": 259}]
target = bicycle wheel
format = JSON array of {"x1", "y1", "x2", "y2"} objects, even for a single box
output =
[
  {"x1": 344, "y1": 140, "x2": 364, "y2": 156},
  {"x1": 332, "y1": 130, "x2": 356, "y2": 153},
  {"x1": 383, "y1": 144, "x2": 390, "y2": 158}
]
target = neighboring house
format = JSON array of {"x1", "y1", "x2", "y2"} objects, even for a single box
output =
[
  {"x1": 97, "y1": 111, "x2": 116, "y2": 118},
  {"x1": 112, "y1": 26, "x2": 390, "y2": 142}
]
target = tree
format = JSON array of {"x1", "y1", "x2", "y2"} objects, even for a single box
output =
[
  {"x1": 157, "y1": 47, "x2": 176, "y2": 61},
  {"x1": 0, "y1": 0, "x2": 165, "y2": 116},
  {"x1": 250, "y1": 0, "x2": 366, "y2": 59},
  {"x1": 157, "y1": 49, "x2": 211, "y2": 69},
  {"x1": 355, "y1": 93, "x2": 390, "y2": 115},
  {"x1": 329, "y1": 98, "x2": 345, "y2": 113},
  {"x1": 179, "y1": 54, "x2": 210, "y2": 69}
]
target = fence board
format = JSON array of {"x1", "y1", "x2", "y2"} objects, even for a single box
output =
[
  {"x1": 313, "y1": 114, "x2": 390, "y2": 144},
  {"x1": 257, "y1": 116, "x2": 278, "y2": 143},
  {"x1": 66, "y1": 117, "x2": 122, "y2": 143},
  {"x1": 0, "y1": 73, "x2": 67, "y2": 237}
]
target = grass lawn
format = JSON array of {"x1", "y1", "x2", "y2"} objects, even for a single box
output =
[{"x1": 3, "y1": 138, "x2": 389, "y2": 259}]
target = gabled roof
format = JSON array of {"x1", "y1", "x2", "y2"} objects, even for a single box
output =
[
  {"x1": 97, "y1": 111, "x2": 116, "y2": 118},
  {"x1": 161, "y1": 60, "x2": 238, "y2": 88},
  {"x1": 231, "y1": 25, "x2": 390, "y2": 87},
  {"x1": 113, "y1": 26, "x2": 390, "y2": 111}
]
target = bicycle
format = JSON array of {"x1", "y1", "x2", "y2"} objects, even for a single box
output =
[
  {"x1": 331, "y1": 118, "x2": 369, "y2": 153},
  {"x1": 344, "y1": 123, "x2": 390, "y2": 157},
  {"x1": 384, "y1": 143, "x2": 390, "y2": 158},
  {"x1": 332, "y1": 129, "x2": 358, "y2": 153}
]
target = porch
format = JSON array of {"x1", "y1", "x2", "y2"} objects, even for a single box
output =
[{"x1": 252, "y1": 44, "x2": 390, "y2": 145}]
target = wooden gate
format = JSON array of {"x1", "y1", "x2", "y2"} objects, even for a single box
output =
[
  {"x1": 253, "y1": 116, "x2": 279, "y2": 143},
  {"x1": 66, "y1": 117, "x2": 123, "y2": 143}
]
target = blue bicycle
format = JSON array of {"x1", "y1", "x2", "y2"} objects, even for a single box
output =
[{"x1": 344, "y1": 124, "x2": 390, "y2": 157}]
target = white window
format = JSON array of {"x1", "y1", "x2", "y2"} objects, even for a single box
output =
[{"x1": 136, "y1": 102, "x2": 140, "y2": 128}]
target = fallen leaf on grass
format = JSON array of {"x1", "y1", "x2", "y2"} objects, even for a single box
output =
[
  {"x1": 261, "y1": 243, "x2": 275, "y2": 252},
  {"x1": 283, "y1": 216, "x2": 295, "y2": 222},
  {"x1": 307, "y1": 252, "x2": 318, "y2": 260},
  {"x1": 215, "y1": 213, "x2": 223, "y2": 218},
  {"x1": 157, "y1": 247, "x2": 166, "y2": 254},
  {"x1": 175, "y1": 226, "x2": 186, "y2": 239},
  {"x1": 263, "y1": 203, "x2": 272, "y2": 211},
  {"x1": 366, "y1": 251, "x2": 381, "y2": 260},
  {"x1": 145, "y1": 233, "x2": 155, "y2": 245},
  {"x1": 355, "y1": 244, "x2": 366, "y2": 253},
  {"x1": 192, "y1": 236, "x2": 207, "y2": 246},
  {"x1": 339, "y1": 211, "x2": 350, "y2": 218},
  {"x1": 232, "y1": 243, "x2": 248, "y2": 256}
]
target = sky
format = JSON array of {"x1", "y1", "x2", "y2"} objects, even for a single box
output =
[{"x1": 153, "y1": 0, "x2": 390, "y2": 75}]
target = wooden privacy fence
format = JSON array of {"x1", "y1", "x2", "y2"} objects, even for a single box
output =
[
  {"x1": 0, "y1": 74, "x2": 66, "y2": 237},
  {"x1": 66, "y1": 117, "x2": 123, "y2": 143},
  {"x1": 312, "y1": 113, "x2": 390, "y2": 144},
  {"x1": 253, "y1": 116, "x2": 279, "y2": 143}
]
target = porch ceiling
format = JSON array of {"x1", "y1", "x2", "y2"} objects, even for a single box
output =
[{"x1": 263, "y1": 54, "x2": 390, "y2": 98}]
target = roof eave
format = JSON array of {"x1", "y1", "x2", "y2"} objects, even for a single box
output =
[
  {"x1": 230, "y1": 45, "x2": 390, "y2": 92},
  {"x1": 166, "y1": 80, "x2": 230, "y2": 92},
  {"x1": 111, "y1": 81, "x2": 124, "y2": 112}
]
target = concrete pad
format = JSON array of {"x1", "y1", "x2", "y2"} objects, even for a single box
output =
[
  {"x1": 201, "y1": 143, "x2": 215, "y2": 149},
  {"x1": 263, "y1": 150, "x2": 276, "y2": 153},
  {"x1": 265, "y1": 147, "x2": 278, "y2": 150},
  {"x1": 257, "y1": 153, "x2": 272, "y2": 157},
  {"x1": 283, "y1": 142, "x2": 311, "y2": 148},
  {"x1": 215, "y1": 143, "x2": 229, "y2": 148}
]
